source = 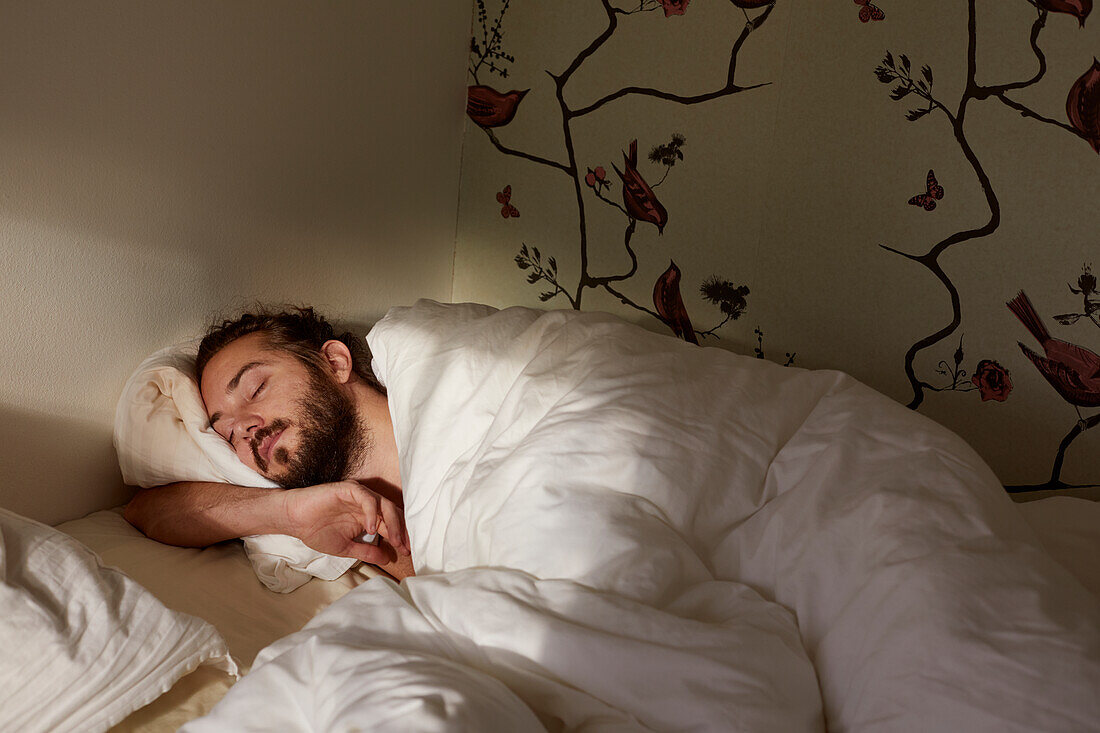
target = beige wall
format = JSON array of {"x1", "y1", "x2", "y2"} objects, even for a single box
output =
[
  {"x1": 0, "y1": 1, "x2": 471, "y2": 524},
  {"x1": 455, "y1": 2, "x2": 1100, "y2": 497}
]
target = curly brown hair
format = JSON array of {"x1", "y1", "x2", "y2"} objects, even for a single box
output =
[{"x1": 195, "y1": 306, "x2": 384, "y2": 394}]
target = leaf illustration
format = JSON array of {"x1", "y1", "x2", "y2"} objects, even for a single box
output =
[{"x1": 1053, "y1": 313, "x2": 1083, "y2": 325}]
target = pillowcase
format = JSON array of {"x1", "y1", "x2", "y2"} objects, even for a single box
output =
[
  {"x1": 0, "y1": 507, "x2": 237, "y2": 733},
  {"x1": 114, "y1": 342, "x2": 358, "y2": 593}
]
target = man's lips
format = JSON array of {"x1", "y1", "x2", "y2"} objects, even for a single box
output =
[{"x1": 257, "y1": 428, "x2": 284, "y2": 465}]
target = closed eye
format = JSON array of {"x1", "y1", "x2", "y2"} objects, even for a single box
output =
[{"x1": 252, "y1": 381, "x2": 266, "y2": 399}]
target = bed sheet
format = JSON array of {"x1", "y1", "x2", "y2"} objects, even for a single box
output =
[
  {"x1": 1017, "y1": 495, "x2": 1100, "y2": 598},
  {"x1": 56, "y1": 508, "x2": 378, "y2": 731}
]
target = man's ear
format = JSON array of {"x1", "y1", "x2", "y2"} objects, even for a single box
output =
[{"x1": 319, "y1": 340, "x2": 355, "y2": 384}]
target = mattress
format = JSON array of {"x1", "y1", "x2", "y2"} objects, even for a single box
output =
[{"x1": 56, "y1": 508, "x2": 378, "y2": 732}]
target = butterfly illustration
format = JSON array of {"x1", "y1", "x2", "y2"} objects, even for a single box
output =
[
  {"x1": 854, "y1": 0, "x2": 885, "y2": 22},
  {"x1": 908, "y1": 169, "x2": 944, "y2": 211},
  {"x1": 497, "y1": 185, "x2": 520, "y2": 218}
]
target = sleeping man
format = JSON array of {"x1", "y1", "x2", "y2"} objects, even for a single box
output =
[{"x1": 123, "y1": 307, "x2": 415, "y2": 581}]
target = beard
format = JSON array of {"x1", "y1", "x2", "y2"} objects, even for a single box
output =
[{"x1": 250, "y1": 366, "x2": 370, "y2": 489}]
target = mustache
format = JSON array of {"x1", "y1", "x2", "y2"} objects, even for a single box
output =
[{"x1": 251, "y1": 418, "x2": 290, "y2": 472}]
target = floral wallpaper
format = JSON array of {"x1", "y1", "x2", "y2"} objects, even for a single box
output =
[{"x1": 453, "y1": 0, "x2": 1100, "y2": 497}]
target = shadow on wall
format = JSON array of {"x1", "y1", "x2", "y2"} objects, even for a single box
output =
[
  {"x1": 0, "y1": 405, "x2": 129, "y2": 525},
  {"x1": 0, "y1": 2, "x2": 470, "y2": 259}
]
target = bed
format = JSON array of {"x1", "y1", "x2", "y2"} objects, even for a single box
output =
[
  {"x1": 38, "y1": 496, "x2": 1098, "y2": 731},
  {"x1": 6, "y1": 299, "x2": 1097, "y2": 731},
  {"x1": 172, "y1": 300, "x2": 1100, "y2": 732}
]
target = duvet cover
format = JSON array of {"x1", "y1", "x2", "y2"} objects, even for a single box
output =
[{"x1": 185, "y1": 301, "x2": 1100, "y2": 732}]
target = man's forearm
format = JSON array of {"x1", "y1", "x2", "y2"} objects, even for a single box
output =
[
  {"x1": 125, "y1": 479, "x2": 410, "y2": 567},
  {"x1": 123, "y1": 482, "x2": 289, "y2": 548}
]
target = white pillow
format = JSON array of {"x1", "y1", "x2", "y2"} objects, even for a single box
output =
[
  {"x1": 114, "y1": 343, "x2": 358, "y2": 593},
  {"x1": 0, "y1": 507, "x2": 238, "y2": 733}
]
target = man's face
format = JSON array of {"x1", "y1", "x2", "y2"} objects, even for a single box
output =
[{"x1": 200, "y1": 332, "x2": 366, "y2": 488}]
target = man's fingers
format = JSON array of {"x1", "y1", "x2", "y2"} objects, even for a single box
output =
[
  {"x1": 343, "y1": 481, "x2": 409, "y2": 558},
  {"x1": 345, "y1": 482, "x2": 381, "y2": 535},
  {"x1": 377, "y1": 498, "x2": 409, "y2": 556},
  {"x1": 340, "y1": 540, "x2": 389, "y2": 566}
]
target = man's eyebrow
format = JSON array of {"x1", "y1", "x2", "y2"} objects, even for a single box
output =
[
  {"x1": 226, "y1": 361, "x2": 265, "y2": 394},
  {"x1": 208, "y1": 361, "x2": 266, "y2": 429}
]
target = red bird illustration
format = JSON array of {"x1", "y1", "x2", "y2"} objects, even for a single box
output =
[
  {"x1": 1067, "y1": 59, "x2": 1100, "y2": 154},
  {"x1": 1008, "y1": 290, "x2": 1100, "y2": 408},
  {"x1": 466, "y1": 85, "x2": 528, "y2": 128},
  {"x1": 1036, "y1": 0, "x2": 1091, "y2": 27},
  {"x1": 612, "y1": 139, "x2": 668, "y2": 234},
  {"x1": 653, "y1": 261, "x2": 698, "y2": 345}
]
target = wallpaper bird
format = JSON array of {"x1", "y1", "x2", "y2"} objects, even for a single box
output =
[
  {"x1": 467, "y1": 85, "x2": 528, "y2": 128},
  {"x1": 612, "y1": 139, "x2": 668, "y2": 234},
  {"x1": 1008, "y1": 290, "x2": 1100, "y2": 408},
  {"x1": 1036, "y1": 0, "x2": 1092, "y2": 27},
  {"x1": 1067, "y1": 59, "x2": 1100, "y2": 154},
  {"x1": 654, "y1": 261, "x2": 698, "y2": 344}
]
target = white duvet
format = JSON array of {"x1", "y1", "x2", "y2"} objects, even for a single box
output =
[{"x1": 186, "y1": 301, "x2": 1100, "y2": 732}]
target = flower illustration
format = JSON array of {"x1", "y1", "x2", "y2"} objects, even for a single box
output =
[
  {"x1": 1071, "y1": 265, "x2": 1097, "y2": 296},
  {"x1": 660, "y1": 0, "x2": 690, "y2": 18},
  {"x1": 648, "y1": 134, "x2": 686, "y2": 167},
  {"x1": 971, "y1": 359, "x2": 1013, "y2": 402},
  {"x1": 1054, "y1": 265, "x2": 1100, "y2": 328},
  {"x1": 700, "y1": 276, "x2": 750, "y2": 319}
]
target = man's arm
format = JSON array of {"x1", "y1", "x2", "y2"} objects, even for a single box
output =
[{"x1": 124, "y1": 480, "x2": 410, "y2": 567}]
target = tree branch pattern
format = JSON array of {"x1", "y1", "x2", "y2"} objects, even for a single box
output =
[
  {"x1": 467, "y1": 0, "x2": 784, "y2": 352},
  {"x1": 467, "y1": 0, "x2": 1100, "y2": 492},
  {"x1": 876, "y1": 0, "x2": 1100, "y2": 491}
]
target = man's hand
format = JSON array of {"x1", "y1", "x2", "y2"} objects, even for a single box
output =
[{"x1": 280, "y1": 480, "x2": 411, "y2": 566}]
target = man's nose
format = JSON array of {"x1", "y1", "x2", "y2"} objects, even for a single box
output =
[{"x1": 240, "y1": 415, "x2": 264, "y2": 440}]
